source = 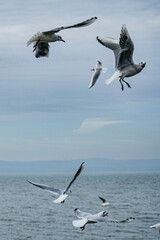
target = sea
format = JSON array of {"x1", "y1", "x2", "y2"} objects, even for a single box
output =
[{"x1": 0, "y1": 172, "x2": 160, "y2": 240}]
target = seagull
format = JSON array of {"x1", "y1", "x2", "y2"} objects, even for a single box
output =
[
  {"x1": 72, "y1": 208, "x2": 135, "y2": 230},
  {"x1": 98, "y1": 196, "x2": 109, "y2": 206},
  {"x1": 88, "y1": 61, "x2": 107, "y2": 88},
  {"x1": 150, "y1": 223, "x2": 160, "y2": 234},
  {"x1": 27, "y1": 17, "x2": 97, "y2": 58},
  {"x1": 27, "y1": 162, "x2": 84, "y2": 203},
  {"x1": 97, "y1": 24, "x2": 146, "y2": 91}
]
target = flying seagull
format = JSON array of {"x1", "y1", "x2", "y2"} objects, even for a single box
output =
[
  {"x1": 27, "y1": 17, "x2": 97, "y2": 58},
  {"x1": 27, "y1": 162, "x2": 84, "y2": 203},
  {"x1": 150, "y1": 223, "x2": 160, "y2": 234},
  {"x1": 98, "y1": 196, "x2": 109, "y2": 206},
  {"x1": 72, "y1": 208, "x2": 135, "y2": 230},
  {"x1": 97, "y1": 25, "x2": 146, "y2": 90},
  {"x1": 88, "y1": 61, "x2": 107, "y2": 88}
]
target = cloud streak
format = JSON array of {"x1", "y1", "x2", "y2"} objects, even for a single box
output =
[{"x1": 74, "y1": 118, "x2": 128, "y2": 134}]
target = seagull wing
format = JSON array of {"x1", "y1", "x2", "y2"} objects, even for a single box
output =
[
  {"x1": 117, "y1": 24, "x2": 134, "y2": 69},
  {"x1": 34, "y1": 42, "x2": 50, "y2": 58},
  {"x1": 101, "y1": 216, "x2": 135, "y2": 223},
  {"x1": 43, "y1": 17, "x2": 97, "y2": 35},
  {"x1": 98, "y1": 196, "x2": 106, "y2": 203},
  {"x1": 27, "y1": 180, "x2": 61, "y2": 195},
  {"x1": 63, "y1": 162, "x2": 84, "y2": 194},
  {"x1": 88, "y1": 69, "x2": 101, "y2": 88},
  {"x1": 97, "y1": 36, "x2": 119, "y2": 68}
]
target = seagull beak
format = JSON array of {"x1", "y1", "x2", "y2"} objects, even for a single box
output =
[{"x1": 61, "y1": 38, "x2": 65, "y2": 43}]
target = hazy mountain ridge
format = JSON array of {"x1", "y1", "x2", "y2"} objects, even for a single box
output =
[{"x1": 0, "y1": 158, "x2": 160, "y2": 174}]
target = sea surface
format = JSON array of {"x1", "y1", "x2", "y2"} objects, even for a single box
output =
[{"x1": 0, "y1": 172, "x2": 160, "y2": 240}]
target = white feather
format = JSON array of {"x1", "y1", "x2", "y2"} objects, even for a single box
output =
[
  {"x1": 105, "y1": 70, "x2": 122, "y2": 85},
  {"x1": 26, "y1": 32, "x2": 42, "y2": 46},
  {"x1": 53, "y1": 194, "x2": 68, "y2": 203},
  {"x1": 72, "y1": 218, "x2": 88, "y2": 228}
]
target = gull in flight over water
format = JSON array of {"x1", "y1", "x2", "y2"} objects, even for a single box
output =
[
  {"x1": 72, "y1": 208, "x2": 135, "y2": 230},
  {"x1": 88, "y1": 61, "x2": 107, "y2": 88},
  {"x1": 150, "y1": 223, "x2": 160, "y2": 234},
  {"x1": 97, "y1": 25, "x2": 146, "y2": 91},
  {"x1": 27, "y1": 162, "x2": 84, "y2": 203},
  {"x1": 27, "y1": 17, "x2": 97, "y2": 58},
  {"x1": 98, "y1": 196, "x2": 109, "y2": 206}
]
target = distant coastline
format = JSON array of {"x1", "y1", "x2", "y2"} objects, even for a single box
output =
[{"x1": 0, "y1": 158, "x2": 160, "y2": 174}]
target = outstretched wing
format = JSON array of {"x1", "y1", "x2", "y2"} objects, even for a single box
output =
[
  {"x1": 64, "y1": 162, "x2": 84, "y2": 194},
  {"x1": 117, "y1": 24, "x2": 134, "y2": 69},
  {"x1": 101, "y1": 216, "x2": 135, "y2": 223},
  {"x1": 27, "y1": 180, "x2": 61, "y2": 195},
  {"x1": 97, "y1": 36, "x2": 119, "y2": 68},
  {"x1": 34, "y1": 42, "x2": 50, "y2": 58},
  {"x1": 43, "y1": 17, "x2": 97, "y2": 35},
  {"x1": 98, "y1": 196, "x2": 106, "y2": 203}
]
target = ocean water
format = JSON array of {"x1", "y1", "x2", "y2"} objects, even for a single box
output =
[{"x1": 0, "y1": 172, "x2": 160, "y2": 240}]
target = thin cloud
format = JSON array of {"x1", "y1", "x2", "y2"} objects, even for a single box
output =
[{"x1": 74, "y1": 118, "x2": 128, "y2": 134}]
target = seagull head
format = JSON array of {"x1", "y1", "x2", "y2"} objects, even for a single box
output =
[
  {"x1": 102, "y1": 211, "x2": 108, "y2": 217},
  {"x1": 139, "y1": 61, "x2": 146, "y2": 68},
  {"x1": 74, "y1": 208, "x2": 79, "y2": 212},
  {"x1": 57, "y1": 35, "x2": 65, "y2": 42}
]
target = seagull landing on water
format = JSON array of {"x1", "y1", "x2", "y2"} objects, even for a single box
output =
[
  {"x1": 97, "y1": 25, "x2": 146, "y2": 91},
  {"x1": 72, "y1": 208, "x2": 135, "y2": 231},
  {"x1": 88, "y1": 61, "x2": 107, "y2": 88},
  {"x1": 27, "y1": 17, "x2": 97, "y2": 58},
  {"x1": 98, "y1": 196, "x2": 109, "y2": 206},
  {"x1": 150, "y1": 223, "x2": 160, "y2": 234},
  {"x1": 27, "y1": 162, "x2": 84, "y2": 203}
]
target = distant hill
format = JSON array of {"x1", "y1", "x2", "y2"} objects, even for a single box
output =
[{"x1": 0, "y1": 158, "x2": 160, "y2": 174}]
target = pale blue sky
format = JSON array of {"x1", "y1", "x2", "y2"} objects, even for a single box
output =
[{"x1": 0, "y1": 0, "x2": 160, "y2": 161}]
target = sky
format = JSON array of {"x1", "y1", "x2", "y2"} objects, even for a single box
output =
[{"x1": 0, "y1": 0, "x2": 160, "y2": 162}]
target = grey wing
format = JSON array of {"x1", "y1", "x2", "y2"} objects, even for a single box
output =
[
  {"x1": 43, "y1": 17, "x2": 97, "y2": 35},
  {"x1": 101, "y1": 216, "x2": 135, "y2": 223},
  {"x1": 64, "y1": 162, "x2": 84, "y2": 194},
  {"x1": 97, "y1": 36, "x2": 120, "y2": 68},
  {"x1": 89, "y1": 69, "x2": 101, "y2": 88},
  {"x1": 117, "y1": 24, "x2": 134, "y2": 69},
  {"x1": 27, "y1": 180, "x2": 61, "y2": 195},
  {"x1": 34, "y1": 42, "x2": 50, "y2": 58},
  {"x1": 98, "y1": 196, "x2": 106, "y2": 203}
]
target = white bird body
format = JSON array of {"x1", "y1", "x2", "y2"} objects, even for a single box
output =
[
  {"x1": 150, "y1": 223, "x2": 160, "y2": 233},
  {"x1": 72, "y1": 208, "x2": 135, "y2": 230},
  {"x1": 27, "y1": 32, "x2": 59, "y2": 46},
  {"x1": 88, "y1": 61, "x2": 107, "y2": 88},
  {"x1": 101, "y1": 202, "x2": 109, "y2": 207},
  {"x1": 27, "y1": 17, "x2": 97, "y2": 58},
  {"x1": 97, "y1": 25, "x2": 146, "y2": 90},
  {"x1": 27, "y1": 162, "x2": 84, "y2": 203}
]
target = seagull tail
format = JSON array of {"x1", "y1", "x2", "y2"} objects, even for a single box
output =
[
  {"x1": 72, "y1": 218, "x2": 88, "y2": 228},
  {"x1": 150, "y1": 225, "x2": 156, "y2": 228},
  {"x1": 26, "y1": 32, "x2": 41, "y2": 46},
  {"x1": 105, "y1": 70, "x2": 122, "y2": 85}
]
